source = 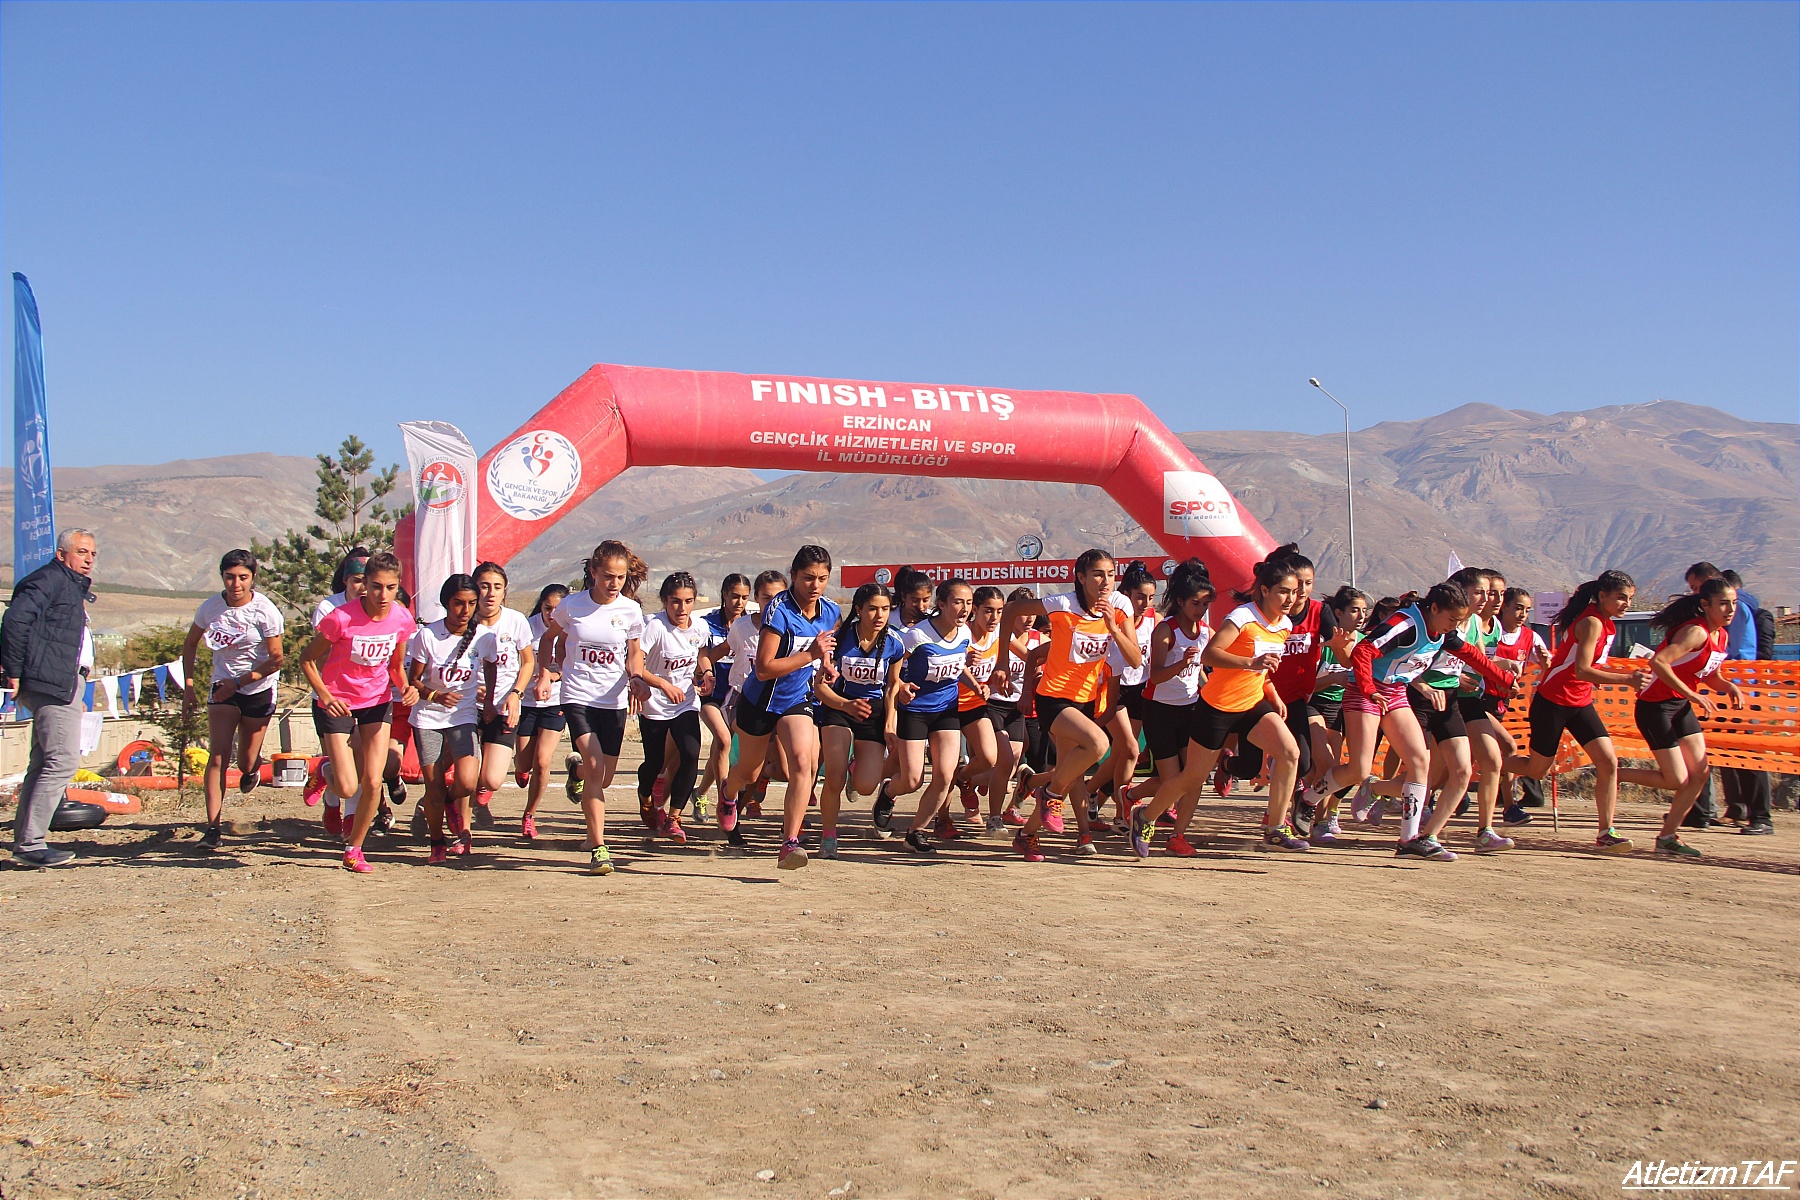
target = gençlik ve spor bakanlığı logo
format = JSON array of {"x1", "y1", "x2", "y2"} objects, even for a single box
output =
[{"x1": 487, "y1": 431, "x2": 583, "y2": 521}]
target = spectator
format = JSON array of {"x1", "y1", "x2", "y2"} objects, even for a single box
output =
[
  {"x1": 1, "y1": 528, "x2": 98, "y2": 867},
  {"x1": 1718, "y1": 570, "x2": 1772, "y2": 836}
]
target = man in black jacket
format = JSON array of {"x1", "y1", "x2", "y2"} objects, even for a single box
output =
[{"x1": 2, "y1": 528, "x2": 98, "y2": 867}]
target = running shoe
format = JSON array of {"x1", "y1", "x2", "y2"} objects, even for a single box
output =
[
  {"x1": 871, "y1": 785, "x2": 896, "y2": 834},
  {"x1": 1260, "y1": 824, "x2": 1309, "y2": 852},
  {"x1": 1000, "y1": 805, "x2": 1026, "y2": 827},
  {"x1": 1349, "y1": 779, "x2": 1377, "y2": 823},
  {"x1": 718, "y1": 797, "x2": 740, "y2": 833},
  {"x1": 446, "y1": 803, "x2": 467, "y2": 839},
  {"x1": 904, "y1": 829, "x2": 937, "y2": 856},
  {"x1": 1074, "y1": 833, "x2": 1097, "y2": 857},
  {"x1": 1012, "y1": 831, "x2": 1045, "y2": 862},
  {"x1": 1037, "y1": 789, "x2": 1067, "y2": 835},
  {"x1": 455, "y1": 832, "x2": 474, "y2": 857},
  {"x1": 1453, "y1": 791, "x2": 1474, "y2": 820},
  {"x1": 664, "y1": 812, "x2": 689, "y2": 845},
  {"x1": 1165, "y1": 833, "x2": 1198, "y2": 858},
  {"x1": 818, "y1": 835, "x2": 839, "y2": 860},
  {"x1": 651, "y1": 777, "x2": 667, "y2": 806},
  {"x1": 959, "y1": 783, "x2": 980, "y2": 815},
  {"x1": 639, "y1": 796, "x2": 656, "y2": 828},
  {"x1": 1211, "y1": 760, "x2": 1233, "y2": 797},
  {"x1": 1088, "y1": 814, "x2": 1115, "y2": 834},
  {"x1": 374, "y1": 806, "x2": 397, "y2": 837},
  {"x1": 1308, "y1": 815, "x2": 1343, "y2": 847},
  {"x1": 1362, "y1": 798, "x2": 1388, "y2": 828},
  {"x1": 1594, "y1": 829, "x2": 1634, "y2": 855},
  {"x1": 1741, "y1": 822, "x2": 1775, "y2": 836},
  {"x1": 692, "y1": 793, "x2": 712, "y2": 823},
  {"x1": 778, "y1": 838, "x2": 808, "y2": 870},
  {"x1": 1128, "y1": 805, "x2": 1153, "y2": 859},
  {"x1": 513, "y1": 770, "x2": 530, "y2": 790},
  {"x1": 240, "y1": 764, "x2": 260, "y2": 794},
  {"x1": 744, "y1": 800, "x2": 765, "y2": 820},
  {"x1": 1395, "y1": 836, "x2": 1456, "y2": 862},
  {"x1": 474, "y1": 791, "x2": 495, "y2": 827},
  {"x1": 1292, "y1": 798, "x2": 1315, "y2": 838},
  {"x1": 725, "y1": 828, "x2": 748, "y2": 849},
  {"x1": 1472, "y1": 828, "x2": 1514, "y2": 854},
  {"x1": 935, "y1": 812, "x2": 961, "y2": 841},
  {"x1": 1502, "y1": 802, "x2": 1534, "y2": 827},
  {"x1": 341, "y1": 846, "x2": 372, "y2": 874},
  {"x1": 303, "y1": 772, "x2": 326, "y2": 807},
  {"x1": 984, "y1": 815, "x2": 1006, "y2": 836},
  {"x1": 200, "y1": 825, "x2": 223, "y2": 852},
  {"x1": 521, "y1": 813, "x2": 538, "y2": 841},
  {"x1": 322, "y1": 806, "x2": 343, "y2": 840},
  {"x1": 565, "y1": 755, "x2": 584, "y2": 804},
  {"x1": 387, "y1": 777, "x2": 407, "y2": 807},
  {"x1": 1655, "y1": 834, "x2": 1701, "y2": 857},
  {"x1": 589, "y1": 845, "x2": 614, "y2": 875},
  {"x1": 1156, "y1": 809, "x2": 1176, "y2": 827},
  {"x1": 428, "y1": 839, "x2": 448, "y2": 865}
]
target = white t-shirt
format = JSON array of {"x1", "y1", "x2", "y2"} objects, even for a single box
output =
[
  {"x1": 192, "y1": 591, "x2": 286, "y2": 695},
  {"x1": 1149, "y1": 619, "x2": 1212, "y2": 706},
  {"x1": 522, "y1": 612, "x2": 561, "y2": 708},
  {"x1": 549, "y1": 592, "x2": 645, "y2": 709},
  {"x1": 312, "y1": 591, "x2": 349, "y2": 627},
  {"x1": 407, "y1": 620, "x2": 495, "y2": 731},
  {"x1": 1106, "y1": 610, "x2": 1157, "y2": 687},
  {"x1": 478, "y1": 606, "x2": 535, "y2": 699},
  {"x1": 640, "y1": 613, "x2": 709, "y2": 719},
  {"x1": 727, "y1": 614, "x2": 762, "y2": 694}
]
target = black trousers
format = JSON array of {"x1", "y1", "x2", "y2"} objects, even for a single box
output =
[
  {"x1": 1720, "y1": 767, "x2": 1772, "y2": 827},
  {"x1": 638, "y1": 711, "x2": 702, "y2": 811}
]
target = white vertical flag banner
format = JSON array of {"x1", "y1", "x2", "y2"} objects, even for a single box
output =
[
  {"x1": 1447, "y1": 550, "x2": 1465, "y2": 578},
  {"x1": 400, "y1": 420, "x2": 480, "y2": 624}
]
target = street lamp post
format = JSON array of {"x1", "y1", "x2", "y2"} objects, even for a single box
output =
[{"x1": 1308, "y1": 378, "x2": 1356, "y2": 588}]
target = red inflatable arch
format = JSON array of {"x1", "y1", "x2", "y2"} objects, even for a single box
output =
[{"x1": 399, "y1": 364, "x2": 1276, "y2": 600}]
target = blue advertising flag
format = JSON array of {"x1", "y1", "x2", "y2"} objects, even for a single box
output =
[{"x1": 12, "y1": 274, "x2": 57, "y2": 579}]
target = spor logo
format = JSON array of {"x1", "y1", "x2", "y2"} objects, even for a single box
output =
[
  {"x1": 487, "y1": 430, "x2": 583, "y2": 521},
  {"x1": 1162, "y1": 471, "x2": 1244, "y2": 538},
  {"x1": 418, "y1": 460, "x2": 466, "y2": 511}
]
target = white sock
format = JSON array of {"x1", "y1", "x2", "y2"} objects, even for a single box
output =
[
  {"x1": 342, "y1": 788, "x2": 359, "y2": 819},
  {"x1": 1400, "y1": 782, "x2": 1427, "y2": 842},
  {"x1": 324, "y1": 787, "x2": 341, "y2": 811}
]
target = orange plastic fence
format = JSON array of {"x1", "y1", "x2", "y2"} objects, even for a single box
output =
[{"x1": 1498, "y1": 660, "x2": 1800, "y2": 775}]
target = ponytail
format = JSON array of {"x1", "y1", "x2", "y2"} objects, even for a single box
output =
[
  {"x1": 1651, "y1": 576, "x2": 1730, "y2": 633},
  {"x1": 1160, "y1": 558, "x2": 1214, "y2": 617},
  {"x1": 1120, "y1": 560, "x2": 1155, "y2": 592},
  {"x1": 1555, "y1": 569, "x2": 1635, "y2": 632},
  {"x1": 837, "y1": 583, "x2": 893, "y2": 655},
  {"x1": 439, "y1": 573, "x2": 481, "y2": 669}
]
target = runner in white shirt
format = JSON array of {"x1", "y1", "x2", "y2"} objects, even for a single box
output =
[
  {"x1": 469, "y1": 562, "x2": 536, "y2": 827},
  {"x1": 693, "y1": 574, "x2": 753, "y2": 816},
  {"x1": 635, "y1": 573, "x2": 712, "y2": 845},
  {"x1": 514, "y1": 584, "x2": 570, "y2": 841},
  {"x1": 180, "y1": 549, "x2": 286, "y2": 851},
  {"x1": 699, "y1": 571, "x2": 784, "y2": 818},
  {"x1": 536, "y1": 540, "x2": 646, "y2": 876},
  {"x1": 406, "y1": 575, "x2": 496, "y2": 863},
  {"x1": 1092, "y1": 564, "x2": 1159, "y2": 827}
]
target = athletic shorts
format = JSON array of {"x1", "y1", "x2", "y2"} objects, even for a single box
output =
[
  {"x1": 1311, "y1": 695, "x2": 1344, "y2": 732},
  {"x1": 1190, "y1": 695, "x2": 1277, "y2": 752},
  {"x1": 897, "y1": 707, "x2": 962, "y2": 740},
  {"x1": 816, "y1": 703, "x2": 886, "y2": 744},
  {"x1": 1035, "y1": 693, "x2": 1099, "y2": 731},
  {"x1": 987, "y1": 699, "x2": 1028, "y2": 744},
  {"x1": 1023, "y1": 716, "x2": 1049, "y2": 773},
  {"x1": 564, "y1": 704, "x2": 628, "y2": 756},
  {"x1": 1343, "y1": 681, "x2": 1408, "y2": 717},
  {"x1": 1143, "y1": 699, "x2": 1194, "y2": 762},
  {"x1": 957, "y1": 705, "x2": 992, "y2": 730},
  {"x1": 415, "y1": 724, "x2": 478, "y2": 767},
  {"x1": 516, "y1": 705, "x2": 567, "y2": 737},
  {"x1": 1407, "y1": 686, "x2": 1468, "y2": 742},
  {"x1": 1458, "y1": 693, "x2": 1503, "y2": 724},
  {"x1": 1527, "y1": 693, "x2": 1609, "y2": 759},
  {"x1": 211, "y1": 686, "x2": 275, "y2": 720},
  {"x1": 1635, "y1": 696, "x2": 1701, "y2": 752},
  {"x1": 1117, "y1": 682, "x2": 1147, "y2": 722},
  {"x1": 479, "y1": 713, "x2": 518, "y2": 748},
  {"x1": 312, "y1": 700, "x2": 392, "y2": 738},
  {"x1": 735, "y1": 699, "x2": 813, "y2": 740}
]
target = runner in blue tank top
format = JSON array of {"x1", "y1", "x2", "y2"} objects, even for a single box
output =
[{"x1": 891, "y1": 578, "x2": 976, "y2": 856}]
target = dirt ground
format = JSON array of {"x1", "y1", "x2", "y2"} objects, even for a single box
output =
[{"x1": 2, "y1": 747, "x2": 1796, "y2": 1200}]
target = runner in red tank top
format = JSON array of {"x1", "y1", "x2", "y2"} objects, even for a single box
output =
[
  {"x1": 1503, "y1": 571, "x2": 1652, "y2": 854},
  {"x1": 1262, "y1": 545, "x2": 1353, "y2": 839},
  {"x1": 1615, "y1": 578, "x2": 1745, "y2": 857}
]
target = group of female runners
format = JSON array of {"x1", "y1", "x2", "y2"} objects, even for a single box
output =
[{"x1": 180, "y1": 535, "x2": 1750, "y2": 875}]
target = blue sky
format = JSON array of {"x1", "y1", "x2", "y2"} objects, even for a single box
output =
[{"x1": 3, "y1": 2, "x2": 1795, "y2": 470}]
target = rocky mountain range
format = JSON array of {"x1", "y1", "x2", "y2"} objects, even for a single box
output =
[{"x1": 4, "y1": 400, "x2": 1794, "y2": 608}]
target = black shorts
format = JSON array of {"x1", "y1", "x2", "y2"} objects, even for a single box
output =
[
  {"x1": 516, "y1": 705, "x2": 567, "y2": 737},
  {"x1": 987, "y1": 699, "x2": 1028, "y2": 744},
  {"x1": 735, "y1": 698, "x2": 814, "y2": 740},
  {"x1": 1143, "y1": 699, "x2": 1193, "y2": 762},
  {"x1": 1311, "y1": 695, "x2": 1344, "y2": 732},
  {"x1": 1023, "y1": 716, "x2": 1050, "y2": 772},
  {"x1": 312, "y1": 700, "x2": 392, "y2": 738},
  {"x1": 1527, "y1": 693, "x2": 1609, "y2": 759},
  {"x1": 1458, "y1": 693, "x2": 1503, "y2": 724},
  {"x1": 1635, "y1": 696, "x2": 1701, "y2": 752},
  {"x1": 897, "y1": 707, "x2": 962, "y2": 740},
  {"x1": 1190, "y1": 696, "x2": 1277, "y2": 752},
  {"x1": 1035, "y1": 693, "x2": 1099, "y2": 731},
  {"x1": 479, "y1": 713, "x2": 518, "y2": 748},
  {"x1": 212, "y1": 686, "x2": 275, "y2": 720},
  {"x1": 1284, "y1": 700, "x2": 1320, "y2": 779},
  {"x1": 1118, "y1": 682, "x2": 1147, "y2": 721},
  {"x1": 564, "y1": 704, "x2": 627, "y2": 756},
  {"x1": 1407, "y1": 686, "x2": 1468, "y2": 742},
  {"x1": 957, "y1": 705, "x2": 992, "y2": 730},
  {"x1": 816, "y1": 703, "x2": 886, "y2": 744}
]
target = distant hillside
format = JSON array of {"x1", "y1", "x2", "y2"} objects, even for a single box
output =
[{"x1": 4, "y1": 400, "x2": 1793, "y2": 606}]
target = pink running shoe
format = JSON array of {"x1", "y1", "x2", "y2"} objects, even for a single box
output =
[
  {"x1": 513, "y1": 769, "x2": 531, "y2": 789},
  {"x1": 663, "y1": 812, "x2": 688, "y2": 845},
  {"x1": 428, "y1": 840, "x2": 448, "y2": 865},
  {"x1": 303, "y1": 770, "x2": 326, "y2": 807},
  {"x1": 475, "y1": 788, "x2": 494, "y2": 809},
  {"x1": 446, "y1": 803, "x2": 467, "y2": 838},
  {"x1": 322, "y1": 806, "x2": 343, "y2": 840},
  {"x1": 341, "y1": 846, "x2": 372, "y2": 873},
  {"x1": 718, "y1": 797, "x2": 740, "y2": 833},
  {"x1": 935, "y1": 812, "x2": 961, "y2": 841},
  {"x1": 651, "y1": 776, "x2": 667, "y2": 805},
  {"x1": 1001, "y1": 806, "x2": 1026, "y2": 827},
  {"x1": 1012, "y1": 831, "x2": 1045, "y2": 863},
  {"x1": 1037, "y1": 789, "x2": 1066, "y2": 835},
  {"x1": 959, "y1": 783, "x2": 980, "y2": 814},
  {"x1": 521, "y1": 813, "x2": 538, "y2": 841}
]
